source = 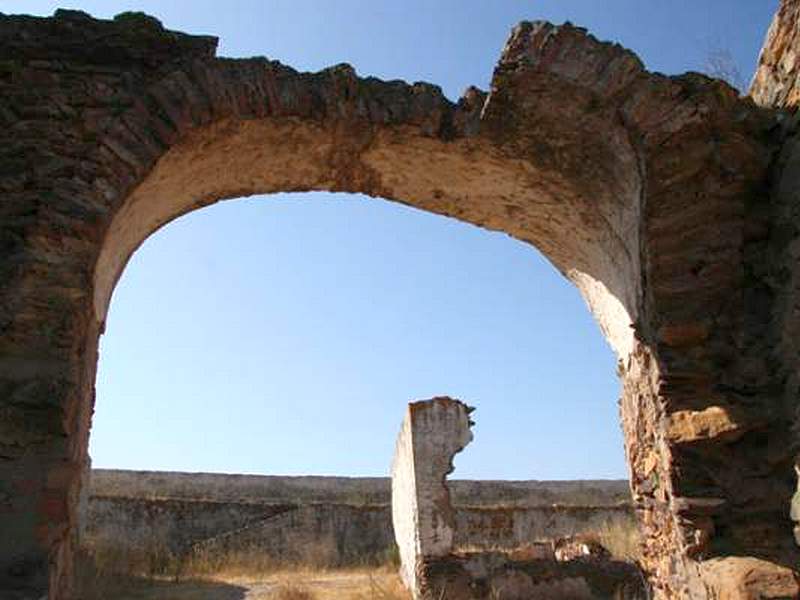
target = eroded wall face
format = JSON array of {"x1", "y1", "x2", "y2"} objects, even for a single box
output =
[
  {"x1": 408, "y1": 399, "x2": 474, "y2": 559},
  {"x1": 391, "y1": 397, "x2": 473, "y2": 596},
  {"x1": 391, "y1": 403, "x2": 420, "y2": 591}
]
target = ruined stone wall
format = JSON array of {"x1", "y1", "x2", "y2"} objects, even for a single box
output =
[
  {"x1": 2, "y1": 5, "x2": 800, "y2": 598},
  {"x1": 86, "y1": 497, "x2": 636, "y2": 566},
  {"x1": 452, "y1": 505, "x2": 634, "y2": 552},
  {"x1": 84, "y1": 470, "x2": 636, "y2": 572},
  {"x1": 91, "y1": 468, "x2": 631, "y2": 507},
  {"x1": 86, "y1": 496, "x2": 292, "y2": 558},
  {"x1": 86, "y1": 496, "x2": 394, "y2": 568},
  {"x1": 391, "y1": 398, "x2": 474, "y2": 592},
  {"x1": 90, "y1": 468, "x2": 391, "y2": 505},
  {"x1": 750, "y1": 0, "x2": 800, "y2": 558},
  {"x1": 390, "y1": 398, "x2": 648, "y2": 600},
  {"x1": 391, "y1": 401, "x2": 421, "y2": 589}
]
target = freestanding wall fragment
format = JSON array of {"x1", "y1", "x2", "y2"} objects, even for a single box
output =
[{"x1": 391, "y1": 397, "x2": 474, "y2": 597}]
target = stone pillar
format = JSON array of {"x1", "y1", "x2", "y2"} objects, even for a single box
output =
[
  {"x1": 752, "y1": 0, "x2": 800, "y2": 563},
  {"x1": 391, "y1": 397, "x2": 474, "y2": 598},
  {"x1": 0, "y1": 307, "x2": 98, "y2": 600}
]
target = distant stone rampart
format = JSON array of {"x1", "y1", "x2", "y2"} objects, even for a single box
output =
[
  {"x1": 84, "y1": 469, "x2": 636, "y2": 570},
  {"x1": 90, "y1": 468, "x2": 632, "y2": 507}
]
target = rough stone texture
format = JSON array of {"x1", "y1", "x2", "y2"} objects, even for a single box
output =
[
  {"x1": 699, "y1": 557, "x2": 800, "y2": 600},
  {"x1": 1, "y1": 5, "x2": 800, "y2": 598},
  {"x1": 452, "y1": 553, "x2": 648, "y2": 600},
  {"x1": 751, "y1": 0, "x2": 800, "y2": 108},
  {"x1": 391, "y1": 398, "x2": 474, "y2": 595},
  {"x1": 418, "y1": 552, "x2": 650, "y2": 600},
  {"x1": 752, "y1": 2, "x2": 800, "y2": 572}
]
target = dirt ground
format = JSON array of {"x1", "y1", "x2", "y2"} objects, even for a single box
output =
[{"x1": 106, "y1": 570, "x2": 410, "y2": 600}]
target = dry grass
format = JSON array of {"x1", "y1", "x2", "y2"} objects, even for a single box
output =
[
  {"x1": 272, "y1": 583, "x2": 317, "y2": 600},
  {"x1": 78, "y1": 528, "x2": 402, "y2": 583},
  {"x1": 76, "y1": 534, "x2": 409, "y2": 600},
  {"x1": 181, "y1": 537, "x2": 394, "y2": 579},
  {"x1": 75, "y1": 569, "x2": 410, "y2": 600},
  {"x1": 595, "y1": 518, "x2": 642, "y2": 562},
  {"x1": 76, "y1": 512, "x2": 638, "y2": 599},
  {"x1": 246, "y1": 571, "x2": 410, "y2": 600}
]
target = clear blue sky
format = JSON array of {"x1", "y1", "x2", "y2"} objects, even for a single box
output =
[{"x1": 9, "y1": 1, "x2": 778, "y2": 480}]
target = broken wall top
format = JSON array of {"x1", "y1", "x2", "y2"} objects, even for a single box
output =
[{"x1": 751, "y1": 0, "x2": 800, "y2": 108}]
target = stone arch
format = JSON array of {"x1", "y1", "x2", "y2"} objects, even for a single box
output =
[
  {"x1": 90, "y1": 43, "x2": 643, "y2": 360},
  {"x1": 1, "y1": 6, "x2": 799, "y2": 599}
]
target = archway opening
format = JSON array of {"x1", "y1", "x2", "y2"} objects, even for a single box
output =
[
  {"x1": 2, "y1": 3, "x2": 797, "y2": 599},
  {"x1": 93, "y1": 191, "x2": 625, "y2": 478},
  {"x1": 81, "y1": 191, "x2": 637, "y2": 596}
]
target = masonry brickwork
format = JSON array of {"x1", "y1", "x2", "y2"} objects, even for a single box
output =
[{"x1": 2, "y1": 4, "x2": 800, "y2": 598}]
